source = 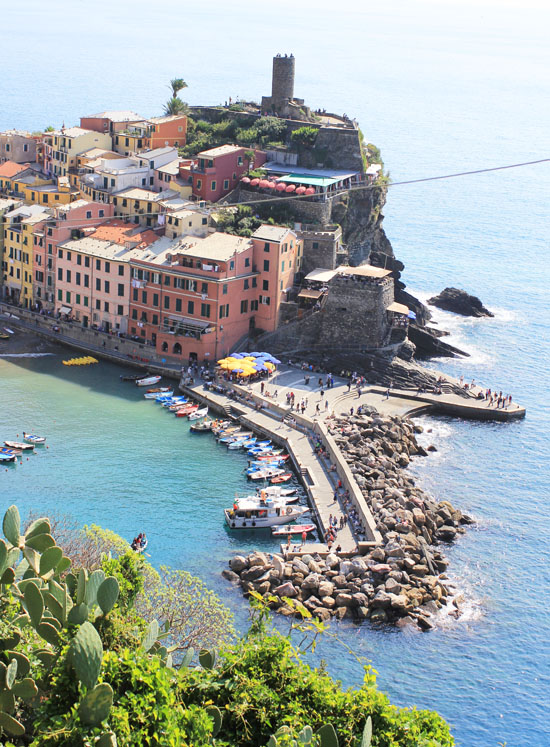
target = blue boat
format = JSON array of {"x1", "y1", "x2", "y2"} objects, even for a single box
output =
[{"x1": 0, "y1": 452, "x2": 17, "y2": 463}]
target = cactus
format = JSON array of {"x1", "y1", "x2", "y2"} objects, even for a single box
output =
[
  {"x1": 68, "y1": 602, "x2": 89, "y2": 626},
  {"x1": 85, "y1": 569, "x2": 106, "y2": 608},
  {"x1": 206, "y1": 705, "x2": 223, "y2": 737},
  {"x1": 180, "y1": 647, "x2": 194, "y2": 668},
  {"x1": 71, "y1": 621, "x2": 103, "y2": 690},
  {"x1": 3, "y1": 505, "x2": 20, "y2": 547},
  {"x1": 39, "y1": 546, "x2": 63, "y2": 576},
  {"x1": 361, "y1": 717, "x2": 372, "y2": 747},
  {"x1": 78, "y1": 682, "x2": 114, "y2": 726},
  {"x1": 141, "y1": 620, "x2": 159, "y2": 653},
  {"x1": 24, "y1": 581, "x2": 44, "y2": 627},
  {"x1": 299, "y1": 726, "x2": 313, "y2": 744},
  {"x1": 0, "y1": 711, "x2": 25, "y2": 736},
  {"x1": 199, "y1": 648, "x2": 216, "y2": 670},
  {"x1": 97, "y1": 577, "x2": 120, "y2": 615},
  {"x1": 316, "y1": 724, "x2": 339, "y2": 747}
]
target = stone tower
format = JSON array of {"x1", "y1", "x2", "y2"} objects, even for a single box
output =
[{"x1": 271, "y1": 54, "x2": 295, "y2": 105}]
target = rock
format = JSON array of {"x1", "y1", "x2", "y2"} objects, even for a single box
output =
[
  {"x1": 222, "y1": 569, "x2": 241, "y2": 583},
  {"x1": 427, "y1": 445, "x2": 437, "y2": 452},
  {"x1": 385, "y1": 578, "x2": 401, "y2": 595},
  {"x1": 292, "y1": 558, "x2": 310, "y2": 575},
  {"x1": 351, "y1": 592, "x2": 369, "y2": 608},
  {"x1": 334, "y1": 606, "x2": 352, "y2": 620},
  {"x1": 274, "y1": 582, "x2": 298, "y2": 598},
  {"x1": 241, "y1": 565, "x2": 269, "y2": 583},
  {"x1": 339, "y1": 561, "x2": 354, "y2": 577},
  {"x1": 325, "y1": 553, "x2": 339, "y2": 569},
  {"x1": 436, "y1": 525, "x2": 458, "y2": 541},
  {"x1": 313, "y1": 607, "x2": 332, "y2": 622},
  {"x1": 255, "y1": 581, "x2": 271, "y2": 595},
  {"x1": 335, "y1": 592, "x2": 353, "y2": 607},
  {"x1": 302, "y1": 573, "x2": 322, "y2": 591},
  {"x1": 318, "y1": 580, "x2": 335, "y2": 598},
  {"x1": 389, "y1": 594, "x2": 411, "y2": 613},
  {"x1": 248, "y1": 551, "x2": 269, "y2": 567},
  {"x1": 332, "y1": 574, "x2": 347, "y2": 588},
  {"x1": 229, "y1": 555, "x2": 247, "y2": 573},
  {"x1": 271, "y1": 554, "x2": 285, "y2": 579},
  {"x1": 427, "y1": 287, "x2": 493, "y2": 318},
  {"x1": 370, "y1": 563, "x2": 392, "y2": 574},
  {"x1": 371, "y1": 546, "x2": 385, "y2": 562},
  {"x1": 350, "y1": 557, "x2": 368, "y2": 575},
  {"x1": 322, "y1": 596, "x2": 336, "y2": 608},
  {"x1": 417, "y1": 615, "x2": 435, "y2": 631},
  {"x1": 355, "y1": 606, "x2": 369, "y2": 620},
  {"x1": 371, "y1": 590, "x2": 392, "y2": 609},
  {"x1": 369, "y1": 608, "x2": 388, "y2": 623},
  {"x1": 303, "y1": 595, "x2": 322, "y2": 611}
]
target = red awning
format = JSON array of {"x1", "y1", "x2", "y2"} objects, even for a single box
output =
[
  {"x1": 295, "y1": 186, "x2": 306, "y2": 195},
  {"x1": 250, "y1": 178, "x2": 260, "y2": 186},
  {"x1": 241, "y1": 176, "x2": 251, "y2": 184},
  {"x1": 259, "y1": 180, "x2": 270, "y2": 188},
  {"x1": 276, "y1": 183, "x2": 286, "y2": 192},
  {"x1": 305, "y1": 187, "x2": 316, "y2": 195},
  {"x1": 285, "y1": 184, "x2": 296, "y2": 193},
  {"x1": 267, "y1": 181, "x2": 276, "y2": 189}
]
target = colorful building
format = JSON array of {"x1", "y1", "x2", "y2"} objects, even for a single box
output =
[
  {"x1": 164, "y1": 208, "x2": 210, "y2": 239},
  {"x1": 0, "y1": 130, "x2": 37, "y2": 164},
  {"x1": 181, "y1": 145, "x2": 266, "y2": 202},
  {"x1": 143, "y1": 115, "x2": 187, "y2": 149},
  {"x1": 79, "y1": 111, "x2": 144, "y2": 136},
  {"x1": 42, "y1": 127, "x2": 112, "y2": 178},
  {"x1": 110, "y1": 187, "x2": 176, "y2": 227},
  {"x1": 2, "y1": 204, "x2": 51, "y2": 306},
  {"x1": 0, "y1": 161, "x2": 35, "y2": 194}
]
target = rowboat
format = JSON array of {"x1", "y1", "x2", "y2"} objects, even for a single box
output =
[
  {"x1": 270, "y1": 473, "x2": 293, "y2": 484},
  {"x1": 23, "y1": 432, "x2": 46, "y2": 444},
  {"x1": 188, "y1": 407, "x2": 208, "y2": 421},
  {"x1": 5, "y1": 441, "x2": 34, "y2": 451},
  {"x1": 248, "y1": 442, "x2": 273, "y2": 455},
  {"x1": 272, "y1": 523, "x2": 316, "y2": 537},
  {"x1": 147, "y1": 387, "x2": 171, "y2": 394},
  {"x1": 136, "y1": 375, "x2": 161, "y2": 387},
  {"x1": 0, "y1": 446, "x2": 20, "y2": 456},
  {"x1": 131, "y1": 535, "x2": 148, "y2": 553},
  {"x1": 155, "y1": 392, "x2": 174, "y2": 401},
  {"x1": 0, "y1": 452, "x2": 18, "y2": 463},
  {"x1": 228, "y1": 437, "x2": 256, "y2": 450},
  {"x1": 190, "y1": 419, "x2": 213, "y2": 433},
  {"x1": 4, "y1": 328, "x2": 14, "y2": 335},
  {"x1": 254, "y1": 450, "x2": 284, "y2": 460},
  {"x1": 225, "y1": 496, "x2": 307, "y2": 528},
  {"x1": 249, "y1": 458, "x2": 285, "y2": 468},
  {"x1": 247, "y1": 466, "x2": 285, "y2": 480},
  {"x1": 175, "y1": 405, "x2": 198, "y2": 417},
  {"x1": 211, "y1": 420, "x2": 231, "y2": 433},
  {"x1": 120, "y1": 373, "x2": 147, "y2": 382}
]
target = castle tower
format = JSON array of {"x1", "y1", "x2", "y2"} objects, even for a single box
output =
[{"x1": 271, "y1": 53, "x2": 295, "y2": 104}]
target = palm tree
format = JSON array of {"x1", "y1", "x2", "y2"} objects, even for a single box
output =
[
  {"x1": 164, "y1": 97, "x2": 189, "y2": 116},
  {"x1": 169, "y1": 78, "x2": 188, "y2": 98},
  {"x1": 244, "y1": 149, "x2": 255, "y2": 174}
]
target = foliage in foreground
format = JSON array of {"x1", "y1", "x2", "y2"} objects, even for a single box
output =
[{"x1": 0, "y1": 505, "x2": 453, "y2": 746}]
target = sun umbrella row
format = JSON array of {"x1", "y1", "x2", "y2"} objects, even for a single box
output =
[
  {"x1": 241, "y1": 177, "x2": 316, "y2": 196},
  {"x1": 217, "y1": 351, "x2": 281, "y2": 377}
]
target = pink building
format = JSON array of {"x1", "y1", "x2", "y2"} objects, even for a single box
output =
[
  {"x1": 34, "y1": 200, "x2": 113, "y2": 310},
  {"x1": 79, "y1": 111, "x2": 144, "y2": 135},
  {"x1": 181, "y1": 146, "x2": 266, "y2": 202}
]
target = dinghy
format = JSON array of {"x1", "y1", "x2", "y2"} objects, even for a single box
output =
[
  {"x1": 135, "y1": 375, "x2": 161, "y2": 387},
  {"x1": 272, "y1": 523, "x2": 316, "y2": 537},
  {"x1": 188, "y1": 407, "x2": 208, "y2": 421},
  {"x1": 5, "y1": 441, "x2": 34, "y2": 451},
  {"x1": 23, "y1": 432, "x2": 46, "y2": 444}
]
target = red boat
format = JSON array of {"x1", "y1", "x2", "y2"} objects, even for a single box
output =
[
  {"x1": 175, "y1": 405, "x2": 198, "y2": 418},
  {"x1": 270, "y1": 473, "x2": 292, "y2": 484}
]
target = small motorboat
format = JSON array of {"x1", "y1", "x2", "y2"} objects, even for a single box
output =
[
  {"x1": 155, "y1": 392, "x2": 174, "y2": 401},
  {"x1": 5, "y1": 441, "x2": 34, "y2": 451},
  {"x1": 4, "y1": 328, "x2": 15, "y2": 335},
  {"x1": 136, "y1": 375, "x2": 161, "y2": 387},
  {"x1": 255, "y1": 451, "x2": 285, "y2": 460},
  {"x1": 0, "y1": 332, "x2": 10, "y2": 340},
  {"x1": 211, "y1": 420, "x2": 231, "y2": 434},
  {"x1": 249, "y1": 458, "x2": 285, "y2": 468},
  {"x1": 0, "y1": 446, "x2": 21, "y2": 456},
  {"x1": 23, "y1": 432, "x2": 46, "y2": 444},
  {"x1": 147, "y1": 387, "x2": 171, "y2": 394},
  {"x1": 228, "y1": 437, "x2": 256, "y2": 450},
  {"x1": 175, "y1": 405, "x2": 198, "y2": 418},
  {"x1": 247, "y1": 466, "x2": 285, "y2": 481},
  {"x1": 224, "y1": 496, "x2": 306, "y2": 529},
  {"x1": 260, "y1": 486, "x2": 297, "y2": 498},
  {"x1": 272, "y1": 523, "x2": 316, "y2": 537},
  {"x1": 190, "y1": 419, "x2": 213, "y2": 433},
  {"x1": 144, "y1": 389, "x2": 172, "y2": 399},
  {"x1": 120, "y1": 373, "x2": 147, "y2": 382},
  {"x1": 131, "y1": 534, "x2": 148, "y2": 553},
  {"x1": 188, "y1": 407, "x2": 208, "y2": 421},
  {"x1": 0, "y1": 452, "x2": 18, "y2": 463},
  {"x1": 270, "y1": 473, "x2": 293, "y2": 484}
]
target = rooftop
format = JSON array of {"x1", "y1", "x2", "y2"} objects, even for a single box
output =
[
  {"x1": 113, "y1": 187, "x2": 164, "y2": 202},
  {"x1": 263, "y1": 162, "x2": 359, "y2": 180},
  {"x1": 142, "y1": 232, "x2": 252, "y2": 266},
  {"x1": 337, "y1": 265, "x2": 391, "y2": 279},
  {"x1": 0, "y1": 161, "x2": 32, "y2": 178},
  {"x1": 277, "y1": 174, "x2": 346, "y2": 188},
  {"x1": 304, "y1": 268, "x2": 338, "y2": 283},
  {"x1": 89, "y1": 220, "x2": 158, "y2": 248},
  {"x1": 0, "y1": 129, "x2": 33, "y2": 138},
  {"x1": 156, "y1": 159, "x2": 180, "y2": 175},
  {"x1": 138, "y1": 147, "x2": 177, "y2": 161},
  {"x1": 85, "y1": 111, "x2": 143, "y2": 122},
  {"x1": 5, "y1": 204, "x2": 52, "y2": 220},
  {"x1": 78, "y1": 148, "x2": 121, "y2": 161},
  {"x1": 147, "y1": 115, "x2": 186, "y2": 124},
  {"x1": 197, "y1": 144, "x2": 243, "y2": 159},
  {"x1": 59, "y1": 237, "x2": 154, "y2": 262},
  {"x1": 0, "y1": 198, "x2": 20, "y2": 211},
  {"x1": 252, "y1": 224, "x2": 293, "y2": 243},
  {"x1": 55, "y1": 199, "x2": 91, "y2": 212},
  {"x1": 51, "y1": 127, "x2": 98, "y2": 138}
]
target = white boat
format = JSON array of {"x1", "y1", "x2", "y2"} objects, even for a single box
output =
[
  {"x1": 144, "y1": 390, "x2": 173, "y2": 399},
  {"x1": 224, "y1": 496, "x2": 307, "y2": 529},
  {"x1": 136, "y1": 375, "x2": 161, "y2": 387},
  {"x1": 247, "y1": 466, "x2": 285, "y2": 480},
  {"x1": 188, "y1": 407, "x2": 208, "y2": 421},
  {"x1": 272, "y1": 523, "x2": 316, "y2": 536},
  {"x1": 23, "y1": 432, "x2": 46, "y2": 444},
  {"x1": 259, "y1": 485, "x2": 297, "y2": 498},
  {"x1": 5, "y1": 440, "x2": 34, "y2": 451}
]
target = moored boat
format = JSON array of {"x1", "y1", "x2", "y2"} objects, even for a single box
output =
[
  {"x1": 5, "y1": 440, "x2": 34, "y2": 451},
  {"x1": 136, "y1": 375, "x2": 161, "y2": 387},
  {"x1": 0, "y1": 446, "x2": 21, "y2": 456},
  {"x1": 272, "y1": 523, "x2": 316, "y2": 536},
  {"x1": 131, "y1": 533, "x2": 148, "y2": 553},
  {"x1": 270, "y1": 473, "x2": 293, "y2": 484},
  {"x1": 175, "y1": 404, "x2": 198, "y2": 417},
  {"x1": 247, "y1": 466, "x2": 285, "y2": 480},
  {"x1": 188, "y1": 407, "x2": 208, "y2": 421},
  {"x1": 224, "y1": 496, "x2": 306, "y2": 529},
  {"x1": 120, "y1": 373, "x2": 147, "y2": 382},
  {"x1": 23, "y1": 432, "x2": 46, "y2": 444},
  {"x1": 190, "y1": 419, "x2": 213, "y2": 432},
  {"x1": 0, "y1": 452, "x2": 18, "y2": 463}
]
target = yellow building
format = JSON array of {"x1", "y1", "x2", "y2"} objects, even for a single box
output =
[
  {"x1": 110, "y1": 187, "x2": 165, "y2": 227},
  {"x1": 42, "y1": 127, "x2": 112, "y2": 178},
  {"x1": 2, "y1": 204, "x2": 50, "y2": 306}
]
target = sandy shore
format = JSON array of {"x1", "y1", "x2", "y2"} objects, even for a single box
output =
[{"x1": 0, "y1": 326, "x2": 64, "y2": 356}]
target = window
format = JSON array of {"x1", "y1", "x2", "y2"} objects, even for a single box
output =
[
  {"x1": 312, "y1": 241, "x2": 319, "y2": 249},
  {"x1": 153, "y1": 272, "x2": 160, "y2": 284},
  {"x1": 164, "y1": 296, "x2": 170, "y2": 309},
  {"x1": 263, "y1": 260, "x2": 270, "y2": 271},
  {"x1": 84, "y1": 296, "x2": 89, "y2": 307},
  {"x1": 76, "y1": 254, "x2": 82, "y2": 265},
  {"x1": 200, "y1": 303, "x2": 210, "y2": 318},
  {"x1": 76, "y1": 272, "x2": 81, "y2": 286},
  {"x1": 252, "y1": 277, "x2": 257, "y2": 288},
  {"x1": 237, "y1": 156, "x2": 243, "y2": 166},
  {"x1": 65, "y1": 291, "x2": 71, "y2": 303},
  {"x1": 99, "y1": 209, "x2": 104, "y2": 218},
  {"x1": 117, "y1": 305, "x2": 123, "y2": 315},
  {"x1": 152, "y1": 314, "x2": 158, "y2": 325},
  {"x1": 58, "y1": 249, "x2": 63, "y2": 259},
  {"x1": 86, "y1": 211, "x2": 92, "y2": 219},
  {"x1": 251, "y1": 299, "x2": 258, "y2": 311},
  {"x1": 118, "y1": 265, "x2": 124, "y2": 276},
  {"x1": 96, "y1": 259, "x2": 100, "y2": 270},
  {"x1": 223, "y1": 179, "x2": 229, "y2": 190},
  {"x1": 240, "y1": 300, "x2": 248, "y2": 314},
  {"x1": 57, "y1": 289, "x2": 62, "y2": 301},
  {"x1": 105, "y1": 262, "x2": 110, "y2": 273},
  {"x1": 260, "y1": 295, "x2": 270, "y2": 305},
  {"x1": 244, "y1": 279, "x2": 249, "y2": 290},
  {"x1": 196, "y1": 179, "x2": 202, "y2": 189},
  {"x1": 96, "y1": 278, "x2": 101, "y2": 291},
  {"x1": 57, "y1": 268, "x2": 62, "y2": 280},
  {"x1": 141, "y1": 291, "x2": 147, "y2": 304},
  {"x1": 132, "y1": 309, "x2": 138, "y2": 320},
  {"x1": 244, "y1": 257, "x2": 250, "y2": 267},
  {"x1": 219, "y1": 304, "x2": 229, "y2": 319},
  {"x1": 202, "y1": 217, "x2": 207, "y2": 225},
  {"x1": 85, "y1": 256, "x2": 90, "y2": 267},
  {"x1": 95, "y1": 300, "x2": 101, "y2": 310},
  {"x1": 76, "y1": 294, "x2": 81, "y2": 305},
  {"x1": 263, "y1": 280, "x2": 269, "y2": 291},
  {"x1": 187, "y1": 301, "x2": 194, "y2": 314},
  {"x1": 103, "y1": 301, "x2": 109, "y2": 312},
  {"x1": 105, "y1": 281, "x2": 110, "y2": 293},
  {"x1": 264, "y1": 242, "x2": 270, "y2": 252},
  {"x1": 280, "y1": 280, "x2": 283, "y2": 290},
  {"x1": 175, "y1": 298, "x2": 182, "y2": 312},
  {"x1": 118, "y1": 284, "x2": 124, "y2": 297},
  {"x1": 210, "y1": 181, "x2": 216, "y2": 192},
  {"x1": 164, "y1": 275, "x2": 170, "y2": 286},
  {"x1": 201, "y1": 282, "x2": 208, "y2": 294},
  {"x1": 281, "y1": 261, "x2": 285, "y2": 272},
  {"x1": 153, "y1": 293, "x2": 159, "y2": 306},
  {"x1": 229, "y1": 261, "x2": 234, "y2": 271}
]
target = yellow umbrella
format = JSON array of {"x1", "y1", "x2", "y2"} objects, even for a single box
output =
[{"x1": 264, "y1": 361, "x2": 275, "y2": 372}]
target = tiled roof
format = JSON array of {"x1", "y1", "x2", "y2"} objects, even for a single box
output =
[{"x1": 0, "y1": 161, "x2": 31, "y2": 178}]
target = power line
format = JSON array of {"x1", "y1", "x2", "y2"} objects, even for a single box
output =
[{"x1": 17, "y1": 156, "x2": 550, "y2": 226}]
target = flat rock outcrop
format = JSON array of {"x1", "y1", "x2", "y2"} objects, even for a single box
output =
[{"x1": 427, "y1": 287, "x2": 494, "y2": 318}]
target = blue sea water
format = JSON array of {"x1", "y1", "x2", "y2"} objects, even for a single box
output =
[{"x1": 1, "y1": 1, "x2": 550, "y2": 744}]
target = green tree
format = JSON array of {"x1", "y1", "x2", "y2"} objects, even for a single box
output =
[
  {"x1": 244, "y1": 149, "x2": 256, "y2": 173},
  {"x1": 290, "y1": 126, "x2": 318, "y2": 148},
  {"x1": 169, "y1": 77, "x2": 188, "y2": 98},
  {"x1": 164, "y1": 97, "x2": 189, "y2": 116}
]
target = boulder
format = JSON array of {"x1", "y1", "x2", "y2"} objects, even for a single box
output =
[
  {"x1": 334, "y1": 592, "x2": 353, "y2": 607},
  {"x1": 369, "y1": 608, "x2": 388, "y2": 623},
  {"x1": 271, "y1": 555, "x2": 285, "y2": 579},
  {"x1": 229, "y1": 555, "x2": 247, "y2": 573},
  {"x1": 436, "y1": 525, "x2": 458, "y2": 541},
  {"x1": 302, "y1": 573, "x2": 322, "y2": 591},
  {"x1": 325, "y1": 553, "x2": 339, "y2": 569},
  {"x1": 292, "y1": 558, "x2": 310, "y2": 575},
  {"x1": 351, "y1": 592, "x2": 369, "y2": 608},
  {"x1": 385, "y1": 578, "x2": 402, "y2": 595},
  {"x1": 248, "y1": 551, "x2": 269, "y2": 567},
  {"x1": 241, "y1": 565, "x2": 269, "y2": 583},
  {"x1": 355, "y1": 606, "x2": 369, "y2": 620},
  {"x1": 318, "y1": 580, "x2": 335, "y2": 598},
  {"x1": 339, "y1": 561, "x2": 354, "y2": 577},
  {"x1": 313, "y1": 607, "x2": 332, "y2": 622},
  {"x1": 222, "y1": 569, "x2": 241, "y2": 583},
  {"x1": 321, "y1": 596, "x2": 336, "y2": 608},
  {"x1": 274, "y1": 582, "x2": 298, "y2": 598},
  {"x1": 427, "y1": 287, "x2": 493, "y2": 318},
  {"x1": 371, "y1": 590, "x2": 392, "y2": 609}
]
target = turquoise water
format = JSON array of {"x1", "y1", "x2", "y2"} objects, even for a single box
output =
[{"x1": 2, "y1": 1, "x2": 550, "y2": 744}]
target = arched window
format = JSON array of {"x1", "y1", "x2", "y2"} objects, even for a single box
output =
[
  {"x1": 173, "y1": 342, "x2": 182, "y2": 355},
  {"x1": 161, "y1": 341, "x2": 168, "y2": 352}
]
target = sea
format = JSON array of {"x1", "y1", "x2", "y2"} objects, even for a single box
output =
[{"x1": 1, "y1": 1, "x2": 549, "y2": 744}]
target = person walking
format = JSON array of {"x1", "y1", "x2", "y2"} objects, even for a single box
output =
[{"x1": 301, "y1": 530, "x2": 307, "y2": 547}]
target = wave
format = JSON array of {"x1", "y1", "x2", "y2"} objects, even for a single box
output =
[{"x1": 0, "y1": 353, "x2": 54, "y2": 358}]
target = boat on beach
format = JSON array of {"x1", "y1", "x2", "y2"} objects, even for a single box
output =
[
  {"x1": 135, "y1": 375, "x2": 161, "y2": 387},
  {"x1": 5, "y1": 440, "x2": 34, "y2": 451},
  {"x1": 224, "y1": 496, "x2": 307, "y2": 529},
  {"x1": 272, "y1": 523, "x2": 316, "y2": 536},
  {"x1": 23, "y1": 432, "x2": 46, "y2": 444}
]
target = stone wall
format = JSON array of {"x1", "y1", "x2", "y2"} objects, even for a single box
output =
[{"x1": 298, "y1": 226, "x2": 342, "y2": 273}]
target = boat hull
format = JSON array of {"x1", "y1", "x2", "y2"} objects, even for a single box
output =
[{"x1": 224, "y1": 507, "x2": 305, "y2": 528}]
